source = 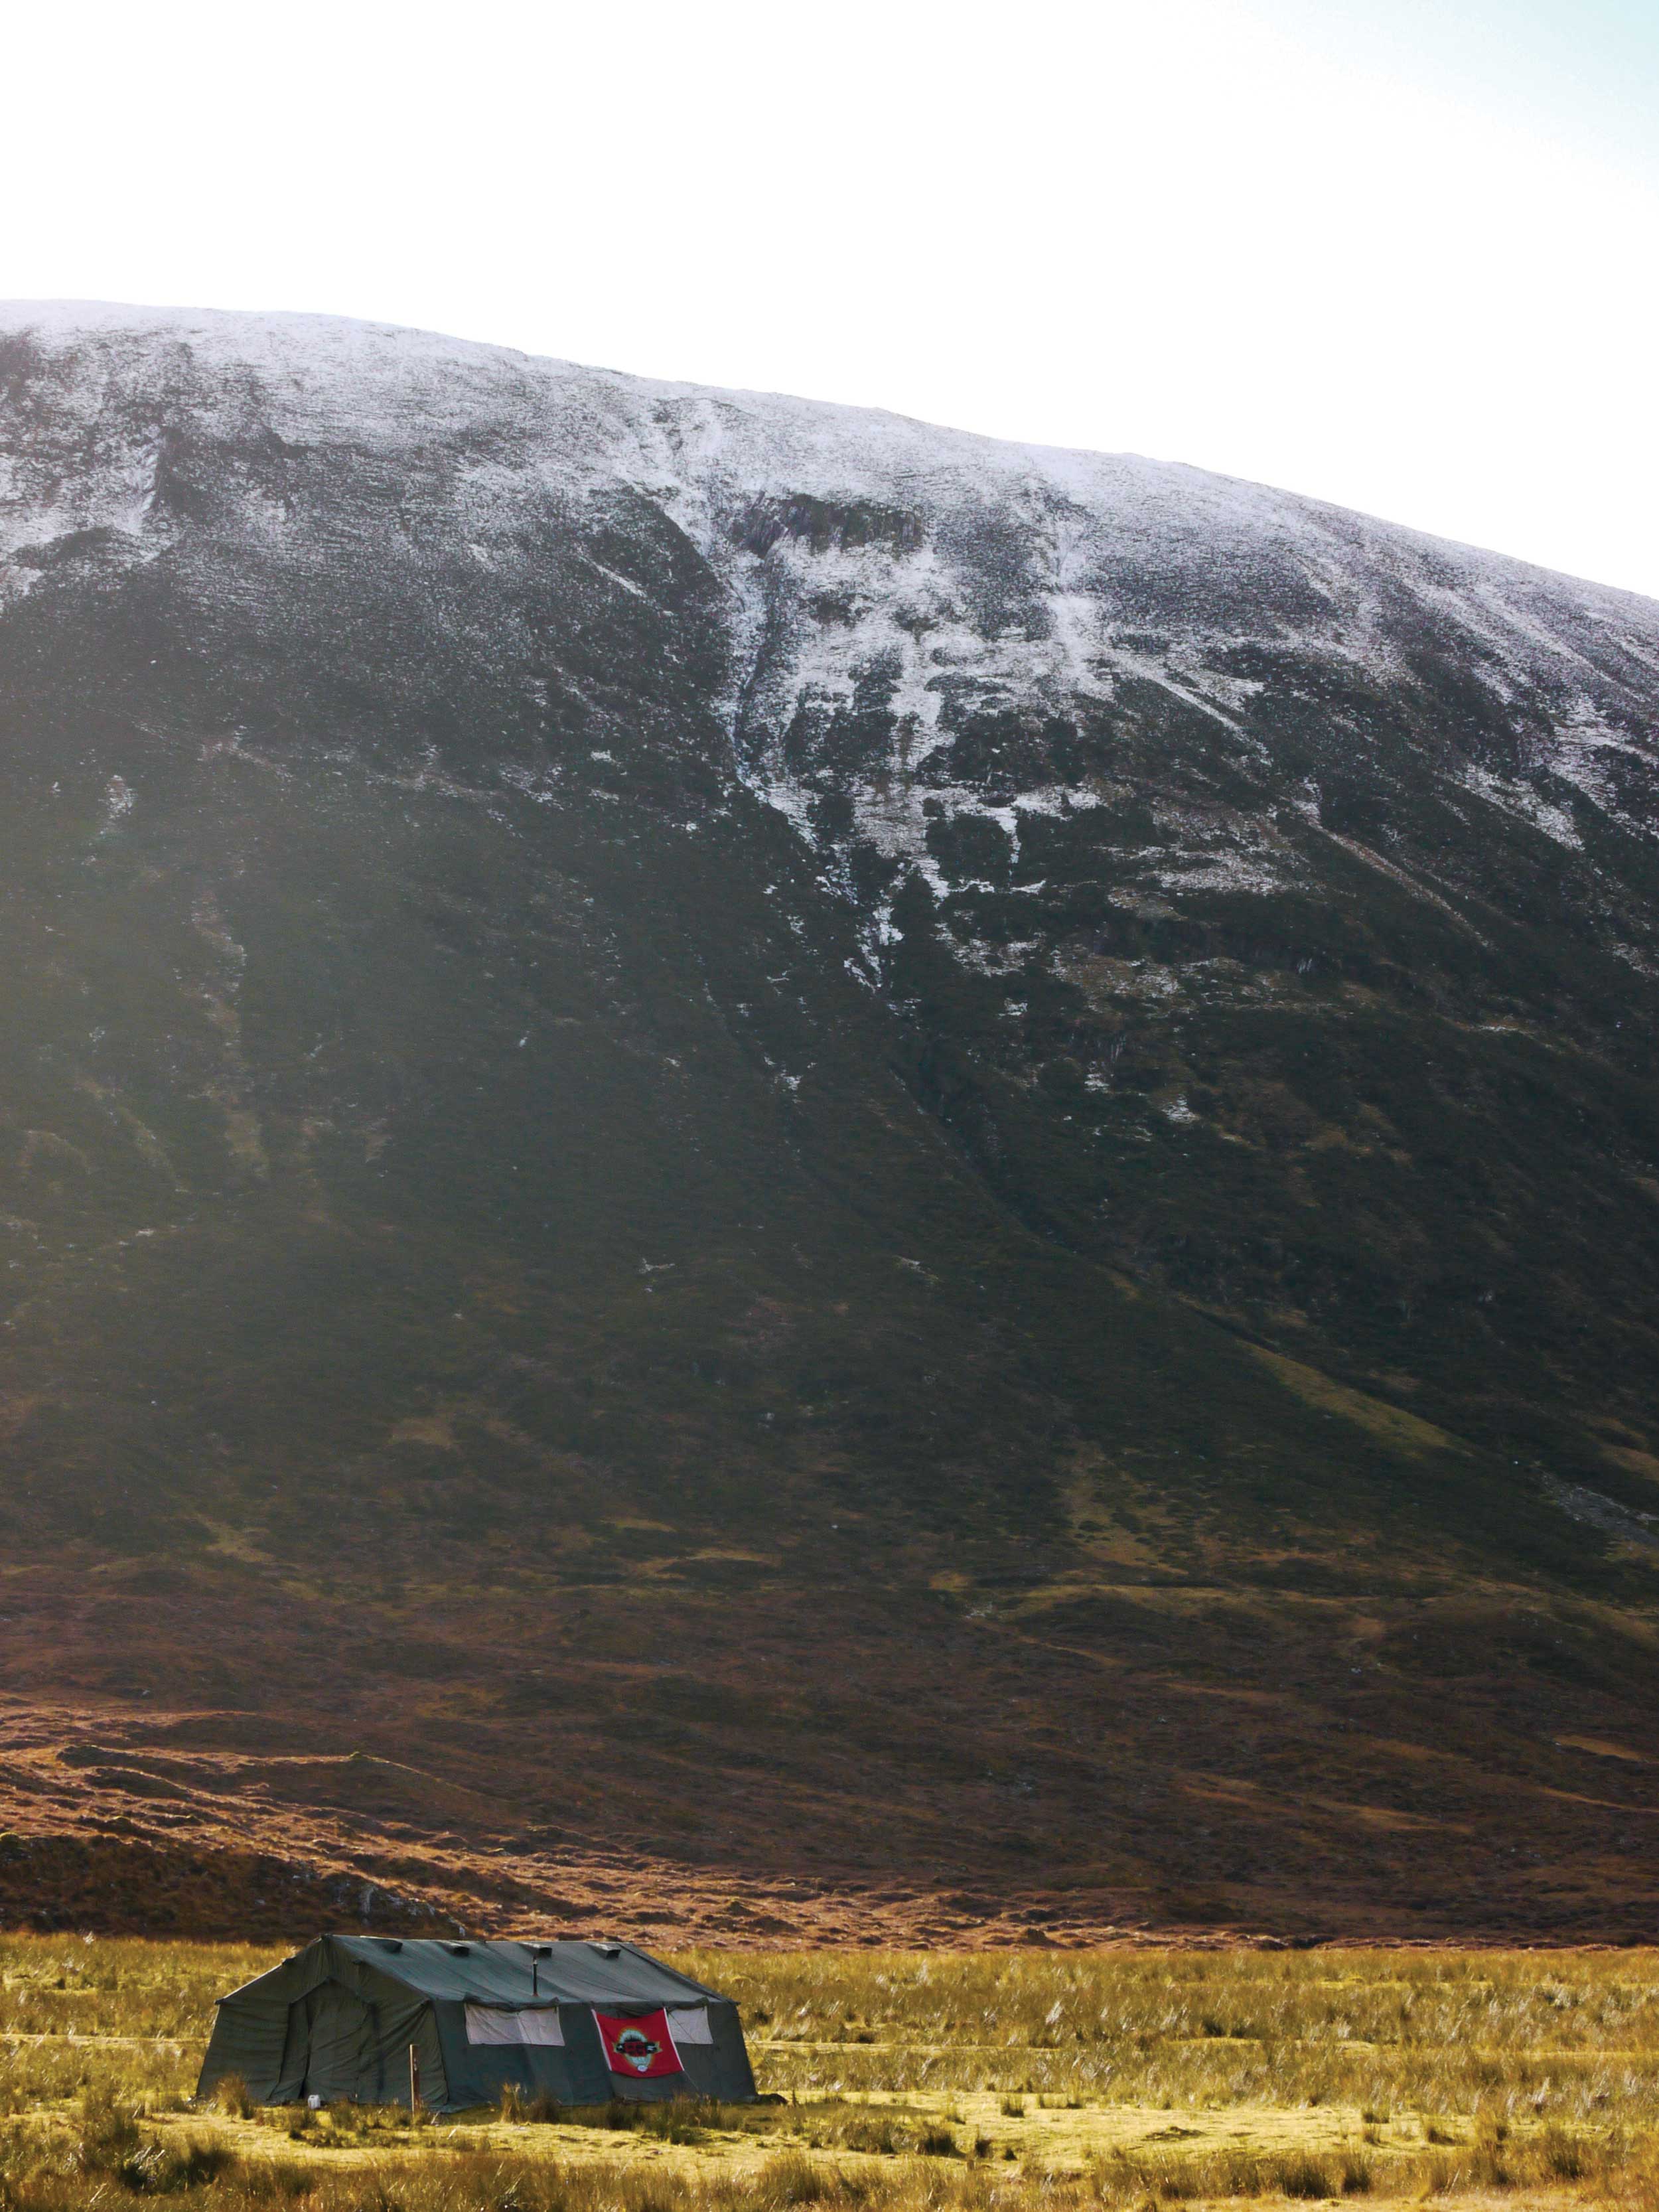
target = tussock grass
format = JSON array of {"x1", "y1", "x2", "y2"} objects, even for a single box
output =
[
  {"x1": 500, "y1": 2083, "x2": 565, "y2": 2125},
  {"x1": 13, "y1": 2132, "x2": 1659, "y2": 2212},
  {"x1": 681, "y1": 1945, "x2": 1659, "y2": 2120},
  {"x1": 5, "y1": 1937, "x2": 1659, "y2": 2206}
]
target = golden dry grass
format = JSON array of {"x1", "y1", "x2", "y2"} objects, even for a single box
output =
[
  {"x1": 5, "y1": 1939, "x2": 1659, "y2": 2209},
  {"x1": 699, "y1": 1947, "x2": 1659, "y2": 2114}
]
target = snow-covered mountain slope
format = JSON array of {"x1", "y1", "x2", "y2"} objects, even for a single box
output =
[
  {"x1": 5, "y1": 303, "x2": 1656, "y2": 894},
  {"x1": 6, "y1": 301, "x2": 1657, "y2": 1010},
  {"x1": 1, "y1": 303, "x2": 1658, "y2": 1939}
]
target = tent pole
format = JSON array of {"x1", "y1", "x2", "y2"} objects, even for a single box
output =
[{"x1": 409, "y1": 2043, "x2": 421, "y2": 2112}]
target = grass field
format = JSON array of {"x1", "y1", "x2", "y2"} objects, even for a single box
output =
[{"x1": 3, "y1": 1941, "x2": 1659, "y2": 2210}]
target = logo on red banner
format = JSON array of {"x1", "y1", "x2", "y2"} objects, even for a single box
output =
[{"x1": 593, "y1": 2007, "x2": 684, "y2": 2079}]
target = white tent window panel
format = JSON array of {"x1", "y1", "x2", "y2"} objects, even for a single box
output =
[
  {"x1": 666, "y1": 2006, "x2": 713, "y2": 2046},
  {"x1": 465, "y1": 2004, "x2": 565, "y2": 2046}
]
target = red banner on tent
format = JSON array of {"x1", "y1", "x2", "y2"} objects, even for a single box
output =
[{"x1": 593, "y1": 2007, "x2": 684, "y2": 2079}]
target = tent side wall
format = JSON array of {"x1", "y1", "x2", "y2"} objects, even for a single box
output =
[
  {"x1": 356, "y1": 1991, "x2": 447, "y2": 2110},
  {"x1": 694, "y1": 2000, "x2": 758, "y2": 2103},
  {"x1": 198, "y1": 1998, "x2": 291, "y2": 2104},
  {"x1": 196, "y1": 1941, "x2": 451, "y2": 2112},
  {"x1": 582, "y1": 2001, "x2": 757, "y2": 2104},
  {"x1": 196, "y1": 1941, "x2": 336, "y2": 2104},
  {"x1": 425, "y1": 1998, "x2": 755, "y2": 2110},
  {"x1": 432, "y1": 2000, "x2": 613, "y2": 2112}
]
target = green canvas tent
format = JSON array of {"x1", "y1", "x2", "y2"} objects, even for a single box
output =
[{"x1": 196, "y1": 1935, "x2": 758, "y2": 2114}]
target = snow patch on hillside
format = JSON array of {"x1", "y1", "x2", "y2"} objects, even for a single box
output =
[{"x1": 1459, "y1": 767, "x2": 1582, "y2": 849}]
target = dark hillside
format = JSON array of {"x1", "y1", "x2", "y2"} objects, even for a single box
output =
[{"x1": 0, "y1": 305, "x2": 1656, "y2": 1941}]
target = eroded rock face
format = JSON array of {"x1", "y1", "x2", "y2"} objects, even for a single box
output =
[{"x1": 1, "y1": 303, "x2": 1657, "y2": 1935}]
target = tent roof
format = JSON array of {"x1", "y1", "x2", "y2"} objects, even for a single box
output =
[{"x1": 226, "y1": 1936, "x2": 725, "y2": 2010}]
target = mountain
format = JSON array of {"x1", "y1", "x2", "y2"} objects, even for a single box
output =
[{"x1": 0, "y1": 301, "x2": 1656, "y2": 1944}]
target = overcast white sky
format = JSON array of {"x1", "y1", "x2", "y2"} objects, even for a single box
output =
[{"x1": 7, "y1": 0, "x2": 1656, "y2": 596}]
